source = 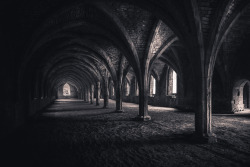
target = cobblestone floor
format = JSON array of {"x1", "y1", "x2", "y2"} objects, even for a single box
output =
[{"x1": 2, "y1": 99, "x2": 250, "y2": 167}]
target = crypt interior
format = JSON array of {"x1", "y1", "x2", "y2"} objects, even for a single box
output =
[{"x1": 1, "y1": 0, "x2": 250, "y2": 166}]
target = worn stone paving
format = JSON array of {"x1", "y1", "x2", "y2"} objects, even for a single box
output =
[{"x1": 2, "y1": 99, "x2": 250, "y2": 167}]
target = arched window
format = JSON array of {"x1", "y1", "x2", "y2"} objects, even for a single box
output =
[
  {"x1": 173, "y1": 70, "x2": 177, "y2": 94},
  {"x1": 112, "y1": 86, "x2": 115, "y2": 96},
  {"x1": 150, "y1": 75, "x2": 156, "y2": 96},
  {"x1": 135, "y1": 80, "x2": 139, "y2": 96},
  {"x1": 167, "y1": 68, "x2": 177, "y2": 95},
  {"x1": 63, "y1": 83, "x2": 71, "y2": 96},
  {"x1": 126, "y1": 82, "x2": 130, "y2": 96},
  {"x1": 232, "y1": 80, "x2": 250, "y2": 112}
]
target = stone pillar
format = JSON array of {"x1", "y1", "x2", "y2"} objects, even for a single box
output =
[
  {"x1": 83, "y1": 89, "x2": 87, "y2": 101},
  {"x1": 195, "y1": 76, "x2": 216, "y2": 143},
  {"x1": 86, "y1": 89, "x2": 90, "y2": 103},
  {"x1": 115, "y1": 63, "x2": 124, "y2": 112},
  {"x1": 103, "y1": 79, "x2": 109, "y2": 108},
  {"x1": 90, "y1": 84, "x2": 94, "y2": 104},
  {"x1": 130, "y1": 77, "x2": 136, "y2": 97},
  {"x1": 136, "y1": 75, "x2": 151, "y2": 121},
  {"x1": 109, "y1": 84, "x2": 113, "y2": 98},
  {"x1": 115, "y1": 81, "x2": 123, "y2": 112},
  {"x1": 96, "y1": 82, "x2": 100, "y2": 106}
]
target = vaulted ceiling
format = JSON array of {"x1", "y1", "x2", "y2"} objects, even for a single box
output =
[{"x1": 1, "y1": 0, "x2": 250, "y2": 98}]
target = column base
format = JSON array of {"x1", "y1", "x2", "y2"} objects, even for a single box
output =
[
  {"x1": 103, "y1": 106, "x2": 109, "y2": 109},
  {"x1": 134, "y1": 115, "x2": 151, "y2": 121},
  {"x1": 115, "y1": 110, "x2": 124, "y2": 113},
  {"x1": 205, "y1": 133, "x2": 217, "y2": 143},
  {"x1": 192, "y1": 132, "x2": 217, "y2": 143}
]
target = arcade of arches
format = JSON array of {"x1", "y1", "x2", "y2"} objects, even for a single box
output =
[{"x1": 1, "y1": 0, "x2": 250, "y2": 166}]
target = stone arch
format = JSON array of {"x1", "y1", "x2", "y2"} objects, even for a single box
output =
[
  {"x1": 63, "y1": 83, "x2": 71, "y2": 96},
  {"x1": 57, "y1": 82, "x2": 78, "y2": 99},
  {"x1": 232, "y1": 79, "x2": 250, "y2": 112}
]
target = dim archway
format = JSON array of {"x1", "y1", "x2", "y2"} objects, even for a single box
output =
[{"x1": 232, "y1": 79, "x2": 250, "y2": 112}]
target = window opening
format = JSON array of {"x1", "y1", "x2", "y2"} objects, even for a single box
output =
[
  {"x1": 150, "y1": 75, "x2": 156, "y2": 96},
  {"x1": 126, "y1": 82, "x2": 130, "y2": 96},
  {"x1": 173, "y1": 70, "x2": 177, "y2": 94},
  {"x1": 112, "y1": 86, "x2": 115, "y2": 96}
]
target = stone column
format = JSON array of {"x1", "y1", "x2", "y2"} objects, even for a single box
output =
[
  {"x1": 115, "y1": 81, "x2": 123, "y2": 112},
  {"x1": 78, "y1": 92, "x2": 81, "y2": 99},
  {"x1": 84, "y1": 89, "x2": 87, "y2": 101},
  {"x1": 103, "y1": 79, "x2": 109, "y2": 108},
  {"x1": 195, "y1": 76, "x2": 216, "y2": 143},
  {"x1": 115, "y1": 62, "x2": 124, "y2": 112},
  {"x1": 96, "y1": 82, "x2": 100, "y2": 106},
  {"x1": 109, "y1": 84, "x2": 112, "y2": 98},
  {"x1": 90, "y1": 84, "x2": 94, "y2": 104},
  {"x1": 86, "y1": 89, "x2": 90, "y2": 103},
  {"x1": 136, "y1": 75, "x2": 151, "y2": 121},
  {"x1": 130, "y1": 77, "x2": 136, "y2": 97}
]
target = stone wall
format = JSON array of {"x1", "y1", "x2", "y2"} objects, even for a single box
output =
[
  {"x1": 1, "y1": 96, "x2": 55, "y2": 139},
  {"x1": 121, "y1": 94, "x2": 195, "y2": 110}
]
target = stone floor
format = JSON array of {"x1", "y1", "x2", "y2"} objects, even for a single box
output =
[{"x1": 1, "y1": 99, "x2": 250, "y2": 167}]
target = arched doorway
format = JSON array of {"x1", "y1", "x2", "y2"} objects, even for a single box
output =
[
  {"x1": 232, "y1": 79, "x2": 250, "y2": 112},
  {"x1": 63, "y1": 83, "x2": 71, "y2": 96},
  {"x1": 57, "y1": 83, "x2": 78, "y2": 99},
  {"x1": 243, "y1": 83, "x2": 250, "y2": 108}
]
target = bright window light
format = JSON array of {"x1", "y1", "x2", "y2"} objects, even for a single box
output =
[
  {"x1": 173, "y1": 71, "x2": 177, "y2": 94},
  {"x1": 152, "y1": 77, "x2": 156, "y2": 95}
]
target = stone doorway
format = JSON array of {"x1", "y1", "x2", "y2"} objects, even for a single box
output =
[
  {"x1": 243, "y1": 83, "x2": 250, "y2": 108},
  {"x1": 232, "y1": 80, "x2": 250, "y2": 112}
]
